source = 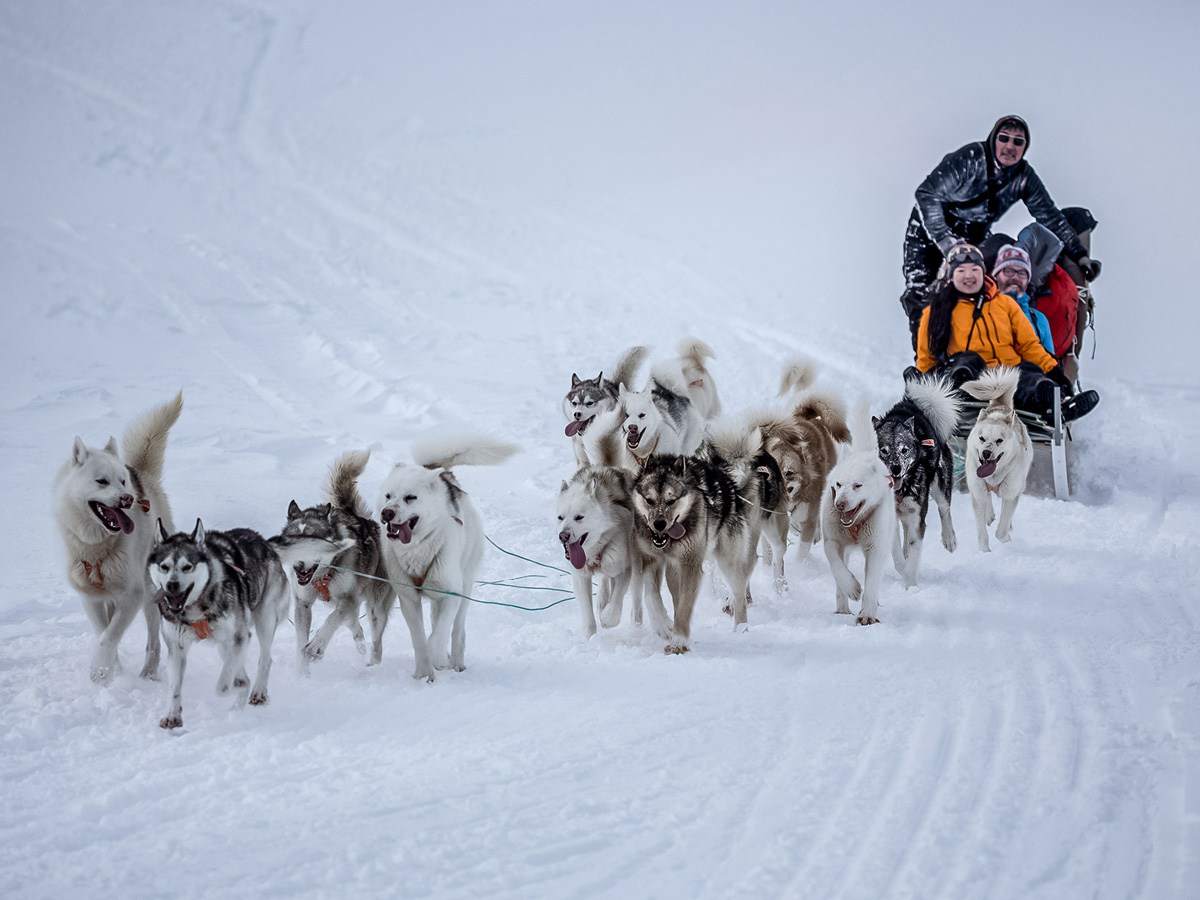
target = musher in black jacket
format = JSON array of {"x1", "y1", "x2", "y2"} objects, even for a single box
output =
[{"x1": 899, "y1": 115, "x2": 1101, "y2": 350}]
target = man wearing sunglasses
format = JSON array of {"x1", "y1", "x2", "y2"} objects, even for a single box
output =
[{"x1": 899, "y1": 115, "x2": 1101, "y2": 351}]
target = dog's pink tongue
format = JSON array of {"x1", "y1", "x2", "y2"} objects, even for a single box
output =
[
  {"x1": 976, "y1": 460, "x2": 997, "y2": 478},
  {"x1": 568, "y1": 540, "x2": 587, "y2": 570},
  {"x1": 116, "y1": 508, "x2": 135, "y2": 534},
  {"x1": 666, "y1": 522, "x2": 686, "y2": 540},
  {"x1": 397, "y1": 520, "x2": 413, "y2": 544},
  {"x1": 565, "y1": 420, "x2": 583, "y2": 437},
  {"x1": 153, "y1": 588, "x2": 167, "y2": 606}
]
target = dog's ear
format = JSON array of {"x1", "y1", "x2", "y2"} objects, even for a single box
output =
[
  {"x1": 560, "y1": 480, "x2": 569, "y2": 494},
  {"x1": 155, "y1": 518, "x2": 170, "y2": 545},
  {"x1": 103, "y1": 437, "x2": 119, "y2": 456},
  {"x1": 71, "y1": 436, "x2": 88, "y2": 466},
  {"x1": 618, "y1": 383, "x2": 628, "y2": 400},
  {"x1": 439, "y1": 470, "x2": 464, "y2": 517},
  {"x1": 594, "y1": 371, "x2": 603, "y2": 385},
  {"x1": 871, "y1": 415, "x2": 880, "y2": 429},
  {"x1": 191, "y1": 518, "x2": 206, "y2": 545},
  {"x1": 287, "y1": 500, "x2": 302, "y2": 520},
  {"x1": 320, "y1": 503, "x2": 332, "y2": 519},
  {"x1": 570, "y1": 373, "x2": 581, "y2": 387}
]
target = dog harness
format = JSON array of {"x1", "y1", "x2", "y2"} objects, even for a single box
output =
[
  {"x1": 138, "y1": 498, "x2": 151, "y2": 514},
  {"x1": 81, "y1": 558, "x2": 105, "y2": 590},
  {"x1": 189, "y1": 620, "x2": 211, "y2": 639},
  {"x1": 313, "y1": 572, "x2": 333, "y2": 601}
]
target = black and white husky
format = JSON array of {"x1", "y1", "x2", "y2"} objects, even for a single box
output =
[
  {"x1": 821, "y1": 398, "x2": 898, "y2": 625},
  {"x1": 377, "y1": 434, "x2": 518, "y2": 682},
  {"x1": 874, "y1": 375, "x2": 960, "y2": 587},
  {"x1": 556, "y1": 465, "x2": 642, "y2": 638},
  {"x1": 53, "y1": 392, "x2": 183, "y2": 684},
  {"x1": 562, "y1": 345, "x2": 649, "y2": 467},
  {"x1": 272, "y1": 450, "x2": 392, "y2": 669},
  {"x1": 962, "y1": 367, "x2": 1034, "y2": 552},
  {"x1": 148, "y1": 519, "x2": 291, "y2": 730},
  {"x1": 631, "y1": 444, "x2": 773, "y2": 654}
]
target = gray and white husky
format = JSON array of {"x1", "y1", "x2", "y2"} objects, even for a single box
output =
[
  {"x1": 821, "y1": 397, "x2": 898, "y2": 625},
  {"x1": 962, "y1": 367, "x2": 1033, "y2": 552},
  {"x1": 618, "y1": 339, "x2": 721, "y2": 462},
  {"x1": 563, "y1": 345, "x2": 650, "y2": 468},
  {"x1": 556, "y1": 465, "x2": 642, "y2": 638},
  {"x1": 272, "y1": 450, "x2": 393, "y2": 669},
  {"x1": 377, "y1": 434, "x2": 518, "y2": 682},
  {"x1": 631, "y1": 445, "x2": 770, "y2": 654},
  {"x1": 148, "y1": 519, "x2": 291, "y2": 730},
  {"x1": 53, "y1": 392, "x2": 183, "y2": 684},
  {"x1": 874, "y1": 375, "x2": 960, "y2": 587}
]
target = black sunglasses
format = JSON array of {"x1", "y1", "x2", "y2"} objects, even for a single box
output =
[{"x1": 996, "y1": 134, "x2": 1026, "y2": 147}]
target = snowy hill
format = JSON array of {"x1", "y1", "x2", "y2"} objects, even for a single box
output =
[{"x1": 2, "y1": 2, "x2": 1198, "y2": 898}]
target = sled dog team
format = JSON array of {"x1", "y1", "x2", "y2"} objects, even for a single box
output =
[{"x1": 54, "y1": 342, "x2": 1033, "y2": 727}]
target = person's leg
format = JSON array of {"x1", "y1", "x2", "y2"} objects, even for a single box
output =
[{"x1": 900, "y1": 209, "x2": 943, "y2": 351}]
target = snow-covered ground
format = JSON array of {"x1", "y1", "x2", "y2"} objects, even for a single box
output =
[{"x1": 2, "y1": 1, "x2": 1198, "y2": 897}]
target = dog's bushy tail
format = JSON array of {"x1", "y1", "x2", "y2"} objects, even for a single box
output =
[
  {"x1": 607, "y1": 345, "x2": 651, "y2": 390},
  {"x1": 413, "y1": 434, "x2": 520, "y2": 470},
  {"x1": 676, "y1": 337, "x2": 720, "y2": 417},
  {"x1": 792, "y1": 388, "x2": 851, "y2": 444},
  {"x1": 676, "y1": 337, "x2": 715, "y2": 369},
  {"x1": 326, "y1": 449, "x2": 372, "y2": 518},
  {"x1": 961, "y1": 366, "x2": 1020, "y2": 410},
  {"x1": 777, "y1": 357, "x2": 817, "y2": 397},
  {"x1": 847, "y1": 396, "x2": 878, "y2": 454},
  {"x1": 121, "y1": 391, "x2": 183, "y2": 485},
  {"x1": 904, "y1": 375, "x2": 962, "y2": 444}
]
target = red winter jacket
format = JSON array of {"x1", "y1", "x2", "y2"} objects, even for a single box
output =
[{"x1": 1031, "y1": 265, "x2": 1079, "y2": 358}]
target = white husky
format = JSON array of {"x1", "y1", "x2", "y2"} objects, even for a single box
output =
[
  {"x1": 821, "y1": 397, "x2": 898, "y2": 625},
  {"x1": 962, "y1": 367, "x2": 1034, "y2": 552},
  {"x1": 53, "y1": 392, "x2": 182, "y2": 683},
  {"x1": 616, "y1": 338, "x2": 721, "y2": 464},
  {"x1": 556, "y1": 466, "x2": 641, "y2": 638},
  {"x1": 377, "y1": 434, "x2": 518, "y2": 682}
]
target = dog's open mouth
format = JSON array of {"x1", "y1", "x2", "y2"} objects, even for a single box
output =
[
  {"x1": 626, "y1": 425, "x2": 642, "y2": 449},
  {"x1": 295, "y1": 563, "x2": 318, "y2": 586},
  {"x1": 976, "y1": 454, "x2": 1002, "y2": 478},
  {"x1": 650, "y1": 521, "x2": 687, "y2": 549},
  {"x1": 561, "y1": 533, "x2": 589, "y2": 570},
  {"x1": 565, "y1": 416, "x2": 594, "y2": 438},
  {"x1": 153, "y1": 584, "x2": 194, "y2": 615},
  {"x1": 386, "y1": 515, "x2": 419, "y2": 544},
  {"x1": 838, "y1": 502, "x2": 864, "y2": 529},
  {"x1": 90, "y1": 500, "x2": 135, "y2": 535}
]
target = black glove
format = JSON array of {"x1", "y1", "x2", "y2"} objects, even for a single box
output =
[
  {"x1": 1046, "y1": 365, "x2": 1075, "y2": 395},
  {"x1": 1077, "y1": 255, "x2": 1102, "y2": 281}
]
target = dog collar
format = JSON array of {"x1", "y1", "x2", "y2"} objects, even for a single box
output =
[
  {"x1": 586, "y1": 548, "x2": 604, "y2": 573},
  {"x1": 138, "y1": 497, "x2": 151, "y2": 514},
  {"x1": 847, "y1": 522, "x2": 862, "y2": 543},
  {"x1": 921, "y1": 439, "x2": 935, "y2": 447},
  {"x1": 633, "y1": 434, "x2": 660, "y2": 466},
  {"x1": 81, "y1": 558, "x2": 105, "y2": 590},
  {"x1": 985, "y1": 482, "x2": 1000, "y2": 494}
]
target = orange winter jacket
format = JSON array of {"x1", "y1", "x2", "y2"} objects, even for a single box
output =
[{"x1": 916, "y1": 283, "x2": 1057, "y2": 373}]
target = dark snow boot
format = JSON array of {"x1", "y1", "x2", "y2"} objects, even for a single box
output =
[{"x1": 1062, "y1": 389, "x2": 1100, "y2": 422}]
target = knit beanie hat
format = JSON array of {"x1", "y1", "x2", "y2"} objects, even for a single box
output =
[
  {"x1": 992, "y1": 244, "x2": 1032, "y2": 278},
  {"x1": 937, "y1": 242, "x2": 986, "y2": 281}
]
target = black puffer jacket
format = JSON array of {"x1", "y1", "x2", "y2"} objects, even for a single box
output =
[{"x1": 914, "y1": 115, "x2": 1085, "y2": 261}]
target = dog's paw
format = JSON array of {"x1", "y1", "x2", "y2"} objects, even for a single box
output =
[
  {"x1": 598, "y1": 607, "x2": 622, "y2": 629},
  {"x1": 773, "y1": 576, "x2": 789, "y2": 594},
  {"x1": 159, "y1": 715, "x2": 183, "y2": 730},
  {"x1": 734, "y1": 622, "x2": 749, "y2": 635},
  {"x1": 943, "y1": 532, "x2": 957, "y2": 553},
  {"x1": 986, "y1": 509, "x2": 995, "y2": 526},
  {"x1": 856, "y1": 615, "x2": 880, "y2": 626},
  {"x1": 354, "y1": 636, "x2": 367, "y2": 655},
  {"x1": 664, "y1": 642, "x2": 691, "y2": 655},
  {"x1": 248, "y1": 690, "x2": 268, "y2": 706},
  {"x1": 303, "y1": 641, "x2": 325, "y2": 662},
  {"x1": 978, "y1": 542, "x2": 991, "y2": 553},
  {"x1": 90, "y1": 664, "x2": 118, "y2": 685},
  {"x1": 139, "y1": 662, "x2": 161, "y2": 681},
  {"x1": 997, "y1": 531, "x2": 1012, "y2": 543},
  {"x1": 721, "y1": 601, "x2": 733, "y2": 616},
  {"x1": 413, "y1": 666, "x2": 436, "y2": 683}
]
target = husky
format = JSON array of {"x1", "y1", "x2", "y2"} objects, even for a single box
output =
[
  {"x1": 874, "y1": 375, "x2": 960, "y2": 586},
  {"x1": 148, "y1": 519, "x2": 291, "y2": 730},
  {"x1": 272, "y1": 450, "x2": 393, "y2": 669},
  {"x1": 53, "y1": 392, "x2": 183, "y2": 684},
  {"x1": 377, "y1": 434, "x2": 518, "y2": 682},
  {"x1": 961, "y1": 367, "x2": 1033, "y2": 552},
  {"x1": 556, "y1": 465, "x2": 642, "y2": 638},
  {"x1": 699, "y1": 422, "x2": 786, "y2": 606},
  {"x1": 752, "y1": 359, "x2": 852, "y2": 576},
  {"x1": 821, "y1": 397, "x2": 898, "y2": 625},
  {"x1": 563, "y1": 345, "x2": 650, "y2": 468},
  {"x1": 631, "y1": 448, "x2": 768, "y2": 654}
]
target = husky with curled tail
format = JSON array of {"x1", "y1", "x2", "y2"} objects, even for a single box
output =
[
  {"x1": 874, "y1": 375, "x2": 961, "y2": 586},
  {"x1": 962, "y1": 367, "x2": 1033, "y2": 552},
  {"x1": 53, "y1": 392, "x2": 183, "y2": 684},
  {"x1": 562, "y1": 345, "x2": 650, "y2": 468},
  {"x1": 272, "y1": 450, "x2": 393, "y2": 669},
  {"x1": 377, "y1": 435, "x2": 519, "y2": 682},
  {"x1": 821, "y1": 397, "x2": 897, "y2": 625}
]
